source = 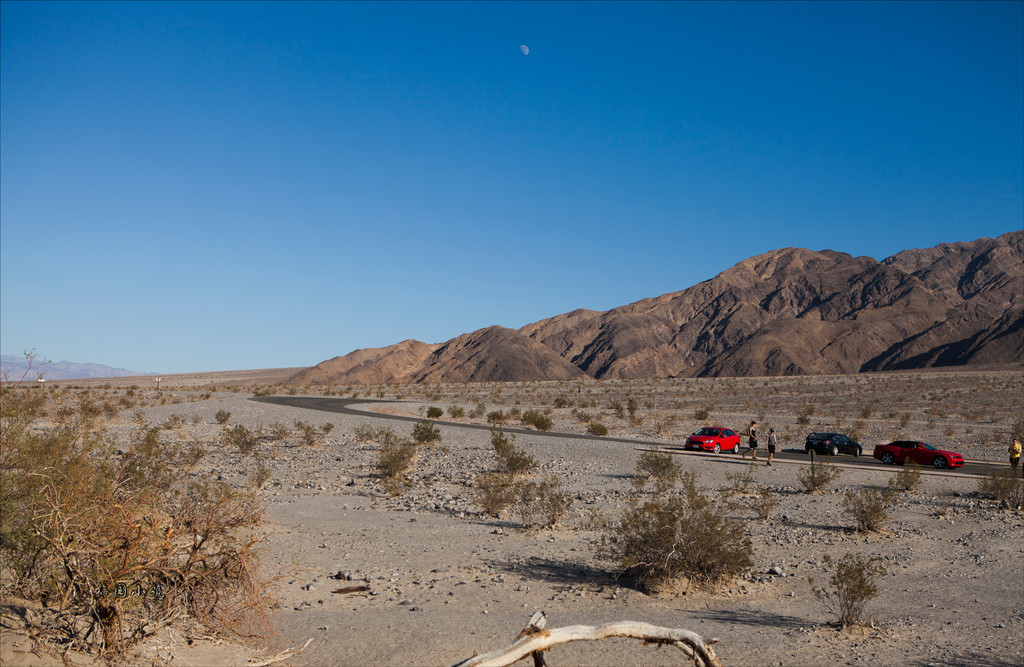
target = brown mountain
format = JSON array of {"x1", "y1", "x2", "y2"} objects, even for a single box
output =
[{"x1": 286, "y1": 232, "x2": 1022, "y2": 385}]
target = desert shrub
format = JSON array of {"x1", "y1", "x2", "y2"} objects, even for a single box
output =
[
  {"x1": 693, "y1": 407, "x2": 710, "y2": 421},
  {"x1": 411, "y1": 420, "x2": 441, "y2": 445},
  {"x1": 223, "y1": 424, "x2": 259, "y2": 455},
  {"x1": 632, "y1": 450, "x2": 681, "y2": 494},
  {"x1": 514, "y1": 475, "x2": 570, "y2": 528},
  {"x1": 722, "y1": 467, "x2": 757, "y2": 500},
  {"x1": 448, "y1": 405, "x2": 465, "y2": 419},
  {"x1": 798, "y1": 458, "x2": 842, "y2": 493},
  {"x1": 627, "y1": 397, "x2": 638, "y2": 418},
  {"x1": 486, "y1": 410, "x2": 507, "y2": 425},
  {"x1": 752, "y1": 485, "x2": 778, "y2": 521},
  {"x1": 248, "y1": 458, "x2": 272, "y2": 488},
  {"x1": 605, "y1": 473, "x2": 752, "y2": 593},
  {"x1": 477, "y1": 472, "x2": 516, "y2": 517},
  {"x1": 978, "y1": 469, "x2": 1024, "y2": 509},
  {"x1": 161, "y1": 413, "x2": 188, "y2": 429},
  {"x1": 214, "y1": 409, "x2": 231, "y2": 424},
  {"x1": 521, "y1": 409, "x2": 553, "y2": 431},
  {"x1": 587, "y1": 422, "x2": 608, "y2": 436},
  {"x1": 0, "y1": 386, "x2": 272, "y2": 657},
  {"x1": 320, "y1": 422, "x2": 335, "y2": 435},
  {"x1": 377, "y1": 442, "x2": 417, "y2": 494},
  {"x1": 553, "y1": 395, "x2": 571, "y2": 408},
  {"x1": 426, "y1": 406, "x2": 444, "y2": 419},
  {"x1": 470, "y1": 403, "x2": 486, "y2": 418},
  {"x1": 491, "y1": 428, "x2": 536, "y2": 477},
  {"x1": 293, "y1": 420, "x2": 322, "y2": 447},
  {"x1": 843, "y1": 487, "x2": 896, "y2": 532},
  {"x1": 810, "y1": 552, "x2": 886, "y2": 628},
  {"x1": 611, "y1": 402, "x2": 625, "y2": 419},
  {"x1": 353, "y1": 423, "x2": 378, "y2": 442},
  {"x1": 888, "y1": 460, "x2": 922, "y2": 492}
]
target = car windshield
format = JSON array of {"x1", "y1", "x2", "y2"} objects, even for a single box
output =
[
  {"x1": 695, "y1": 428, "x2": 720, "y2": 436},
  {"x1": 918, "y1": 443, "x2": 937, "y2": 450}
]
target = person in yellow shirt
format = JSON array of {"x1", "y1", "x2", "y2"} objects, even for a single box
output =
[{"x1": 1009, "y1": 438, "x2": 1021, "y2": 476}]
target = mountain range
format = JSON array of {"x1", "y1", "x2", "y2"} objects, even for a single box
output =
[
  {"x1": 288, "y1": 231, "x2": 1022, "y2": 385},
  {"x1": 0, "y1": 355, "x2": 145, "y2": 381},
  {"x1": 292, "y1": 231, "x2": 1022, "y2": 385}
]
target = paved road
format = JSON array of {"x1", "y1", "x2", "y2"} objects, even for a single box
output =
[{"x1": 251, "y1": 396, "x2": 1011, "y2": 479}]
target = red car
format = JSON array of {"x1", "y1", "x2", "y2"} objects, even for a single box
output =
[
  {"x1": 685, "y1": 427, "x2": 741, "y2": 454},
  {"x1": 873, "y1": 441, "x2": 965, "y2": 469}
]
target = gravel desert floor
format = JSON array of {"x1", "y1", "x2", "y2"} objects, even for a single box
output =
[{"x1": 2, "y1": 369, "x2": 1022, "y2": 666}]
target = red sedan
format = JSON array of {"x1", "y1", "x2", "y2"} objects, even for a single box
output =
[
  {"x1": 873, "y1": 441, "x2": 965, "y2": 469},
  {"x1": 685, "y1": 427, "x2": 742, "y2": 454}
]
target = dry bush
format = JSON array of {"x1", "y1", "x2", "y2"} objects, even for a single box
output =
[
  {"x1": 214, "y1": 409, "x2": 231, "y2": 424},
  {"x1": 223, "y1": 424, "x2": 259, "y2": 455},
  {"x1": 978, "y1": 469, "x2": 1024, "y2": 509},
  {"x1": 632, "y1": 451, "x2": 681, "y2": 494},
  {"x1": 521, "y1": 409, "x2": 553, "y2": 431},
  {"x1": 843, "y1": 487, "x2": 896, "y2": 532},
  {"x1": 426, "y1": 406, "x2": 444, "y2": 419},
  {"x1": 448, "y1": 405, "x2": 466, "y2": 419},
  {"x1": 0, "y1": 386, "x2": 274, "y2": 657},
  {"x1": 491, "y1": 428, "x2": 536, "y2": 477},
  {"x1": 888, "y1": 460, "x2": 922, "y2": 492},
  {"x1": 477, "y1": 472, "x2": 516, "y2": 517},
  {"x1": 293, "y1": 420, "x2": 323, "y2": 447},
  {"x1": 752, "y1": 485, "x2": 778, "y2": 521},
  {"x1": 798, "y1": 457, "x2": 842, "y2": 493},
  {"x1": 514, "y1": 475, "x2": 570, "y2": 528},
  {"x1": 587, "y1": 422, "x2": 609, "y2": 436},
  {"x1": 604, "y1": 473, "x2": 752, "y2": 593},
  {"x1": 810, "y1": 552, "x2": 886, "y2": 628}
]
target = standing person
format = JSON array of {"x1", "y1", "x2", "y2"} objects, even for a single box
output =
[
  {"x1": 1010, "y1": 438, "x2": 1021, "y2": 476},
  {"x1": 766, "y1": 428, "x2": 778, "y2": 466},
  {"x1": 742, "y1": 420, "x2": 759, "y2": 460}
]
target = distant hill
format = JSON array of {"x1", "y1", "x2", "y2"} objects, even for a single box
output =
[
  {"x1": 287, "y1": 231, "x2": 1023, "y2": 385},
  {"x1": 0, "y1": 355, "x2": 146, "y2": 381}
]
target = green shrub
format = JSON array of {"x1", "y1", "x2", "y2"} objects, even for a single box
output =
[
  {"x1": 810, "y1": 552, "x2": 886, "y2": 628},
  {"x1": 486, "y1": 410, "x2": 507, "y2": 425},
  {"x1": 843, "y1": 487, "x2": 895, "y2": 532},
  {"x1": 293, "y1": 420, "x2": 322, "y2": 447},
  {"x1": 632, "y1": 450, "x2": 681, "y2": 494},
  {"x1": 521, "y1": 409, "x2": 553, "y2": 431},
  {"x1": 491, "y1": 428, "x2": 536, "y2": 477},
  {"x1": 411, "y1": 420, "x2": 441, "y2": 445},
  {"x1": 605, "y1": 473, "x2": 752, "y2": 593},
  {"x1": 377, "y1": 442, "x2": 417, "y2": 494},
  {"x1": 798, "y1": 458, "x2": 842, "y2": 493},
  {"x1": 214, "y1": 409, "x2": 231, "y2": 424},
  {"x1": 587, "y1": 421, "x2": 608, "y2": 436},
  {"x1": 448, "y1": 405, "x2": 466, "y2": 419},
  {"x1": 426, "y1": 406, "x2": 444, "y2": 419}
]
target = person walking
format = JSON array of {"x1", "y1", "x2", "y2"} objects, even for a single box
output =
[
  {"x1": 1010, "y1": 438, "x2": 1021, "y2": 476},
  {"x1": 766, "y1": 428, "x2": 778, "y2": 466},
  {"x1": 742, "y1": 420, "x2": 759, "y2": 461}
]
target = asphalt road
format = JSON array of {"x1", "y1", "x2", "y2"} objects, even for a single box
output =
[{"x1": 251, "y1": 396, "x2": 1011, "y2": 479}]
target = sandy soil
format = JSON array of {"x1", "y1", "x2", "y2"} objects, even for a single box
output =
[{"x1": 3, "y1": 370, "x2": 1022, "y2": 666}]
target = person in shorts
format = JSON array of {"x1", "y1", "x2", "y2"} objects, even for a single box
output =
[
  {"x1": 741, "y1": 420, "x2": 759, "y2": 460},
  {"x1": 766, "y1": 427, "x2": 778, "y2": 466}
]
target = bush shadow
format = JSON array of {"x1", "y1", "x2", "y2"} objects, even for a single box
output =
[
  {"x1": 695, "y1": 607, "x2": 808, "y2": 630},
  {"x1": 486, "y1": 556, "x2": 618, "y2": 587}
]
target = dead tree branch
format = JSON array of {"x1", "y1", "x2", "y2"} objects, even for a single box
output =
[{"x1": 453, "y1": 612, "x2": 721, "y2": 667}]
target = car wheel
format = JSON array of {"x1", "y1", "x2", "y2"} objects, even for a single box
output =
[
  {"x1": 854, "y1": 446, "x2": 862, "y2": 457},
  {"x1": 732, "y1": 443, "x2": 740, "y2": 454},
  {"x1": 933, "y1": 456, "x2": 948, "y2": 469},
  {"x1": 881, "y1": 452, "x2": 895, "y2": 465},
  {"x1": 713, "y1": 443, "x2": 721, "y2": 454},
  {"x1": 806, "y1": 446, "x2": 813, "y2": 455},
  {"x1": 830, "y1": 445, "x2": 839, "y2": 457}
]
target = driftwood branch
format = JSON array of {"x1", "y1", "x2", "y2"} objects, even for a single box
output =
[
  {"x1": 453, "y1": 612, "x2": 721, "y2": 667},
  {"x1": 247, "y1": 637, "x2": 313, "y2": 666}
]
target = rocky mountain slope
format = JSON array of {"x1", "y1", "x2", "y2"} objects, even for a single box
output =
[{"x1": 287, "y1": 231, "x2": 1022, "y2": 384}]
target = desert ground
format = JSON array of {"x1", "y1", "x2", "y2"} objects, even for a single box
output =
[{"x1": 2, "y1": 368, "x2": 1022, "y2": 666}]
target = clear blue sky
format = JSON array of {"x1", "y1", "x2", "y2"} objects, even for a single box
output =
[{"x1": 2, "y1": 1, "x2": 1021, "y2": 374}]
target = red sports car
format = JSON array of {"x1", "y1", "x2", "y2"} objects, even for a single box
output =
[
  {"x1": 873, "y1": 441, "x2": 965, "y2": 469},
  {"x1": 685, "y1": 427, "x2": 742, "y2": 454}
]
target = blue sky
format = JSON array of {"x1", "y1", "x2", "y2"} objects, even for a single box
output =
[{"x1": 2, "y1": 1, "x2": 1021, "y2": 374}]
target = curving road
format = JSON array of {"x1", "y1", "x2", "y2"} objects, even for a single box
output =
[{"x1": 250, "y1": 396, "x2": 1008, "y2": 479}]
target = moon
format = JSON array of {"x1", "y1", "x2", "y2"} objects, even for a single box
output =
[{"x1": 520, "y1": 44, "x2": 529, "y2": 55}]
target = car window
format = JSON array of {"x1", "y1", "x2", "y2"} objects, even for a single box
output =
[{"x1": 723, "y1": 429, "x2": 734, "y2": 437}]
